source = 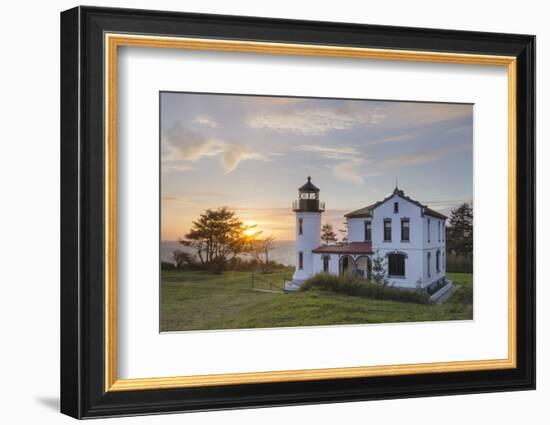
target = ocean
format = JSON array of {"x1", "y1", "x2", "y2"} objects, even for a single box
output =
[{"x1": 160, "y1": 240, "x2": 296, "y2": 266}]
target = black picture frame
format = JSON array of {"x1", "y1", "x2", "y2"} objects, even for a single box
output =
[{"x1": 60, "y1": 5, "x2": 535, "y2": 419}]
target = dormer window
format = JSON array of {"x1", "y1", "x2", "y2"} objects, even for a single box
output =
[{"x1": 394, "y1": 202, "x2": 399, "y2": 213}]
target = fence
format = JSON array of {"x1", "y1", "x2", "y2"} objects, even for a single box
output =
[{"x1": 251, "y1": 274, "x2": 287, "y2": 294}]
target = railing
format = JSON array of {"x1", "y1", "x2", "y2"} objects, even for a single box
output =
[
  {"x1": 292, "y1": 200, "x2": 325, "y2": 212},
  {"x1": 251, "y1": 274, "x2": 287, "y2": 294}
]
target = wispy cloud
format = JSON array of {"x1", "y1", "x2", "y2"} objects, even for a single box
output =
[
  {"x1": 378, "y1": 143, "x2": 471, "y2": 168},
  {"x1": 293, "y1": 144, "x2": 361, "y2": 160},
  {"x1": 446, "y1": 124, "x2": 473, "y2": 135},
  {"x1": 367, "y1": 134, "x2": 415, "y2": 145},
  {"x1": 390, "y1": 103, "x2": 472, "y2": 126},
  {"x1": 245, "y1": 106, "x2": 381, "y2": 136},
  {"x1": 294, "y1": 144, "x2": 372, "y2": 186},
  {"x1": 330, "y1": 159, "x2": 368, "y2": 185},
  {"x1": 162, "y1": 163, "x2": 197, "y2": 173},
  {"x1": 221, "y1": 144, "x2": 266, "y2": 173},
  {"x1": 162, "y1": 124, "x2": 267, "y2": 173},
  {"x1": 192, "y1": 114, "x2": 218, "y2": 128}
]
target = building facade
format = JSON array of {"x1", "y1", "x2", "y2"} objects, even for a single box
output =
[{"x1": 290, "y1": 178, "x2": 447, "y2": 291}]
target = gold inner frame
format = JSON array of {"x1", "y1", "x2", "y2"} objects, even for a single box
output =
[{"x1": 104, "y1": 33, "x2": 517, "y2": 392}]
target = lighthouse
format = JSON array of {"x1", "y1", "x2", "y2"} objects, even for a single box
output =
[{"x1": 289, "y1": 177, "x2": 325, "y2": 287}]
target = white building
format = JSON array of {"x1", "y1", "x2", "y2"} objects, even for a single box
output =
[{"x1": 290, "y1": 177, "x2": 447, "y2": 291}]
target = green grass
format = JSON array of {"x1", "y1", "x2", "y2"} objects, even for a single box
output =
[{"x1": 160, "y1": 271, "x2": 473, "y2": 332}]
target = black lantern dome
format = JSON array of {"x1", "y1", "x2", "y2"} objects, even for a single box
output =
[{"x1": 293, "y1": 176, "x2": 325, "y2": 212}]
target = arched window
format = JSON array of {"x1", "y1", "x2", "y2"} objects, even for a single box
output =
[
  {"x1": 388, "y1": 253, "x2": 405, "y2": 277},
  {"x1": 436, "y1": 250, "x2": 441, "y2": 273}
]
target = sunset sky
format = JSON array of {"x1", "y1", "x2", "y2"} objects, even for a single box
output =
[{"x1": 160, "y1": 92, "x2": 473, "y2": 241}]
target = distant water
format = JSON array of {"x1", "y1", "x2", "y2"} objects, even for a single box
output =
[{"x1": 161, "y1": 240, "x2": 296, "y2": 266}]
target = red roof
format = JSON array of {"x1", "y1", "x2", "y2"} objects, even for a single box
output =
[{"x1": 312, "y1": 242, "x2": 373, "y2": 255}]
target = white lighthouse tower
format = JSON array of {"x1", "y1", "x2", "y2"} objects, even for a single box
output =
[{"x1": 287, "y1": 177, "x2": 324, "y2": 290}]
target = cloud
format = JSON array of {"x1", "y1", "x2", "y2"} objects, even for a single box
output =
[
  {"x1": 221, "y1": 144, "x2": 267, "y2": 173},
  {"x1": 367, "y1": 134, "x2": 415, "y2": 145},
  {"x1": 245, "y1": 106, "x2": 380, "y2": 136},
  {"x1": 389, "y1": 103, "x2": 472, "y2": 126},
  {"x1": 169, "y1": 137, "x2": 225, "y2": 162},
  {"x1": 294, "y1": 143, "x2": 372, "y2": 185},
  {"x1": 162, "y1": 124, "x2": 267, "y2": 173},
  {"x1": 378, "y1": 143, "x2": 471, "y2": 168},
  {"x1": 192, "y1": 114, "x2": 218, "y2": 128},
  {"x1": 446, "y1": 124, "x2": 473, "y2": 135},
  {"x1": 330, "y1": 159, "x2": 367, "y2": 185},
  {"x1": 162, "y1": 163, "x2": 197, "y2": 173},
  {"x1": 294, "y1": 144, "x2": 361, "y2": 160}
]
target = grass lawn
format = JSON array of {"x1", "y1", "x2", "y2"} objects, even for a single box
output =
[{"x1": 160, "y1": 270, "x2": 473, "y2": 332}]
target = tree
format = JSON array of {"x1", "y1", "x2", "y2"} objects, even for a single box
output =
[
  {"x1": 338, "y1": 220, "x2": 348, "y2": 244},
  {"x1": 251, "y1": 235, "x2": 276, "y2": 273},
  {"x1": 179, "y1": 207, "x2": 258, "y2": 273},
  {"x1": 371, "y1": 250, "x2": 389, "y2": 286},
  {"x1": 446, "y1": 203, "x2": 473, "y2": 258},
  {"x1": 321, "y1": 223, "x2": 337, "y2": 246},
  {"x1": 172, "y1": 249, "x2": 194, "y2": 270}
]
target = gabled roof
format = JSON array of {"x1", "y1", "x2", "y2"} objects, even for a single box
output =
[
  {"x1": 344, "y1": 187, "x2": 447, "y2": 220},
  {"x1": 312, "y1": 242, "x2": 373, "y2": 255},
  {"x1": 298, "y1": 176, "x2": 320, "y2": 192},
  {"x1": 344, "y1": 203, "x2": 378, "y2": 218},
  {"x1": 422, "y1": 207, "x2": 447, "y2": 220}
]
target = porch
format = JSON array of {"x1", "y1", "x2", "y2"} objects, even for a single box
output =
[{"x1": 338, "y1": 254, "x2": 372, "y2": 280}]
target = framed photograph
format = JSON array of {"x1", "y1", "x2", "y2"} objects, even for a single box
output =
[{"x1": 60, "y1": 6, "x2": 535, "y2": 419}]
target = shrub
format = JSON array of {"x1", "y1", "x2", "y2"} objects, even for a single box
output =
[
  {"x1": 446, "y1": 253, "x2": 473, "y2": 273},
  {"x1": 300, "y1": 274, "x2": 429, "y2": 304},
  {"x1": 161, "y1": 261, "x2": 176, "y2": 270}
]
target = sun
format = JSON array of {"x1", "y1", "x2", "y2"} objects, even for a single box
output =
[{"x1": 243, "y1": 227, "x2": 258, "y2": 237}]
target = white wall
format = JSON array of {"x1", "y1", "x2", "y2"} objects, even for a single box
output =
[
  {"x1": 347, "y1": 218, "x2": 367, "y2": 242},
  {"x1": 0, "y1": 1, "x2": 546, "y2": 425},
  {"x1": 369, "y1": 193, "x2": 428, "y2": 287},
  {"x1": 293, "y1": 212, "x2": 322, "y2": 281},
  {"x1": 312, "y1": 253, "x2": 340, "y2": 275}
]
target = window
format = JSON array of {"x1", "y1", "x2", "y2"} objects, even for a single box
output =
[
  {"x1": 388, "y1": 253, "x2": 405, "y2": 277},
  {"x1": 401, "y1": 218, "x2": 410, "y2": 241},
  {"x1": 323, "y1": 255, "x2": 330, "y2": 273},
  {"x1": 298, "y1": 252, "x2": 304, "y2": 270},
  {"x1": 436, "y1": 250, "x2": 441, "y2": 273},
  {"x1": 384, "y1": 219, "x2": 392, "y2": 241},
  {"x1": 438, "y1": 221, "x2": 441, "y2": 242},
  {"x1": 427, "y1": 252, "x2": 431, "y2": 277},
  {"x1": 364, "y1": 220, "x2": 372, "y2": 241},
  {"x1": 298, "y1": 218, "x2": 303, "y2": 235},
  {"x1": 427, "y1": 219, "x2": 431, "y2": 242},
  {"x1": 394, "y1": 202, "x2": 399, "y2": 213}
]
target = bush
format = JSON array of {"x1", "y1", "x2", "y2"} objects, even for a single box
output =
[
  {"x1": 161, "y1": 261, "x2": 176, "y2": 270},
  {"x1": 225, "y1": 257, "x2": 291, "y2": 273},
  {"x1": 446, "y1": 253, "x2": 473, "y2": 273},
  {"x1": 300, "y1": 274, "x2": 429, "y2": 304}
]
